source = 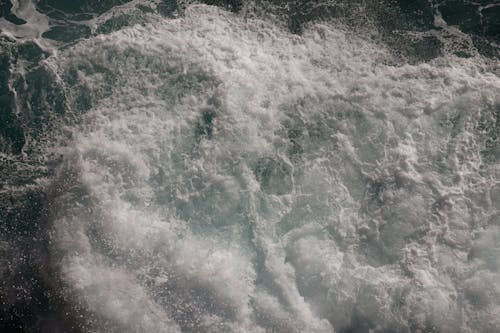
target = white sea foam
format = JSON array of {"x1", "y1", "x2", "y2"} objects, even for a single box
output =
[
  {"x1": 48, "y1": 4, "x2": 500, "y2": 332},
  {"x1": 0, "y1": 0, "x2": 50, "y2": 39}
]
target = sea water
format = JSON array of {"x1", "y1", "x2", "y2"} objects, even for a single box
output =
[{"x1": 1, "y1": 1, "x2": 500, "y2": 332}]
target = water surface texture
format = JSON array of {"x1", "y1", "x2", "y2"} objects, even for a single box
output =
[{"x1": 1, "y1": 1, "x2": 500, "y2": 332}]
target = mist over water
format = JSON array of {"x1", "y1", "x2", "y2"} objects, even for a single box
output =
[{"x1": 1, "y1": 1, "x2": 500, "y2": 332}]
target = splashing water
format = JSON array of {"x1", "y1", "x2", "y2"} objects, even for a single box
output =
[{"x1": 1, "y1": 1, "x2": 500, "y2": 332}]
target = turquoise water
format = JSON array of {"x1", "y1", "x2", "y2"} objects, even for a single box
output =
[{"x1": 1, "y1": 1, "x2": 500, "y2": 332}]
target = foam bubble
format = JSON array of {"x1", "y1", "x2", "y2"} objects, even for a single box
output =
[{"x1": 47, "y1": 4, "x2": 500, "y2": 332}]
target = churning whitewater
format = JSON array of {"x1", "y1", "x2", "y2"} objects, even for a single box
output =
[{"x1": 1, "y1": 1, "x2": 500, "y2": 332}]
